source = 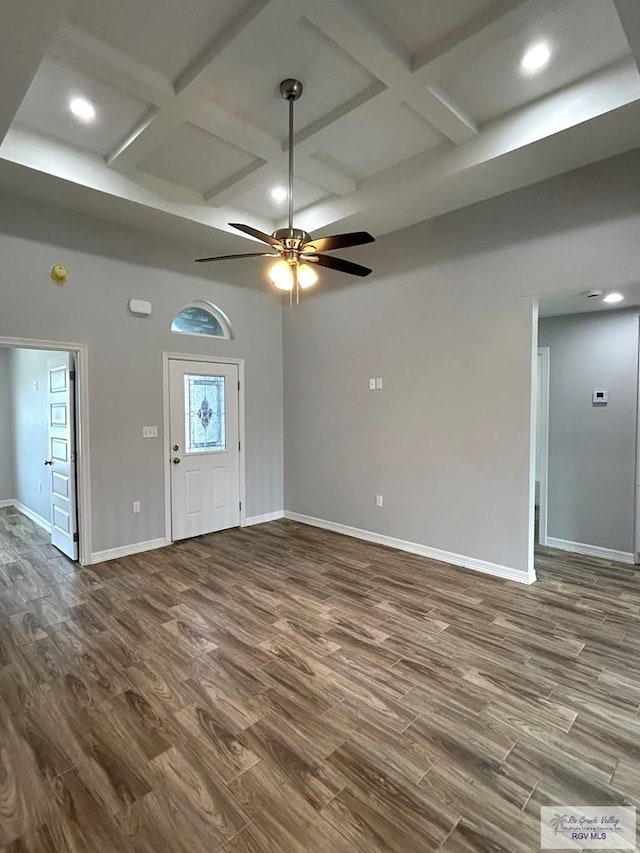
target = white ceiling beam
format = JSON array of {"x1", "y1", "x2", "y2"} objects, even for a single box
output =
[
  {"x1": 101, "y1": 0, "x2": 540, "y2": 204},
  {"x1": 305, "y1": 0, "x2": 478, "y2": 144},
  {"x1": 0, "y1": 0, "x2": 72, "y2": 143},
  {"x1": 1, "y1": 126, "x2": 276, "y2": 236},
  {"x1": 613, "y1": 0, "x2": 640, "y2": 71},
  {"x1": 49, "y1": 24, "x2": 175, "y2": 108},
  {"x1": 53, "y1": 18, "x2": 353, "y2": 201},
  {"x1": 304, "y1": 0, "x2": 412, "y2": 84},
  {"x1": 408, "y1": 85, "x2": 478, "y2": 145},
  {"x1": 204, "y1": 151, "x2": 355, "y2": 205},
  {"x1": 51, "y1": 26, "x2": 295, "y2": 190},
  {"x1": 299, "y1": 158, "x2": 355, "y2": 196},
  {"x1": 194, "y1": 103, "x2": 281, "y2": 163},
  {"x1": 107, "y1": 0, "x2": 306, "y2": 172},
  {"x1": 295, "y1": 58, "x2": 640, "y2": 235},
  {"x1": 208, "y1": 0, "x2": 560, "y2": 205}
]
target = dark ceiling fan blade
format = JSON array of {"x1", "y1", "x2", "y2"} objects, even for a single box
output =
[
  {"x1": 312, "y1": 253, "x2": 372, "y2": 277},
  {"x1": 229, "y1": 222, "x2": 283, "y2": 248},
  {"x1": 195, "y1": 252, "x2": 277, "y2": 263},
  {"x1": 301, "y1": 231, "x2": 375, "y2": 253}
]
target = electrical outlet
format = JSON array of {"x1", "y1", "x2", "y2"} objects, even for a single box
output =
[
  {"x1": 376, "y1": 494, "x2": 383, "y2": 507},
  {"x1": 375, "y1": 377, "x2": 383, "y2": 390},
  {"x1": 368, "y1": 378, "x2": 376, "y2": 391},
  {"x1": 132, "y1": 501, "x2": 141, "y2": 514},
  {"x1": 142, "y1": 426, "x2": 158, "y2": 438}
]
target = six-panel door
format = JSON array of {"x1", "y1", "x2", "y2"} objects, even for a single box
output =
[{"x1": 48, "y1": 353, "x2": 79, "y2": 560}]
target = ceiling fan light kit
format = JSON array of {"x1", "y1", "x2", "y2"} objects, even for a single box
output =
[{"x1": 196, "y1": 79, "x2": 375, "y2": 302}]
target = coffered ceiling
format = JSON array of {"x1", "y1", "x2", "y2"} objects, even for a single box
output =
[{"x1": 1, "y1": 0, "x2": 639, "y2": 263}]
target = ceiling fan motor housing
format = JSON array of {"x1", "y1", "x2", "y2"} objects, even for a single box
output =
[{"x1": 272, "y1": 227, "x2": 311, "y2": 248}]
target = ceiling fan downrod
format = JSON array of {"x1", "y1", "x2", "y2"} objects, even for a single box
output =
[{"x1": 280, "y1": 78, "x2": 303, "y2": 303}]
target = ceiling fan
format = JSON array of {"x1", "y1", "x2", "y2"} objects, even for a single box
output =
[{"x1": 195, "y1": 79, "x2": 375, "y2": 301}]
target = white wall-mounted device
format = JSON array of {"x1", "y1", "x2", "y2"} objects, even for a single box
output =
[
  {"x1": 592, "y1": 389, "x2": 608, "y2": 405},
  {"x1": 128, "y1": 298, "x2": 152, "y2": 316}
]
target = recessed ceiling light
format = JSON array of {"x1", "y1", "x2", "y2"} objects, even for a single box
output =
[
  {"x1": 520, "y1": 41, "x2": 551, "y2": 74},
  {"x1": 603, "y1": 292, "x2": 624, "y2": 304},
  {"x1": 69, "y1": 97, "x2": 96, "y2": 122},
  {"x1": 270, "y1": 186, "x2": 288, "y2": 202}
]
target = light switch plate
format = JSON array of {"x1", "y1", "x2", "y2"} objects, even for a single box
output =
[
  {"x1": 142, "y1": 426, "x2": 158, "y2": 438},
  {"x1": 369, "y1": 378, "x2": 376, "y2": 390},
  {"x1": 375, "y1": 377, "x2": 383, "y2": 390}
]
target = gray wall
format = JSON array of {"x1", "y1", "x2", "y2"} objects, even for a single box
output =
[
  {"x1": 539, "y1": 310, "x2": 638, "y2": 553},
  {"x1": 0, "y1": 349, "x2": 14, "y2": 502},
  {"x1": 283, "y1": 148, "x2": 640, "y2": 580},
  {"x1": 8, "y1": 348, "x2": 58, "y2": 522},
  {"x1": 0, "y1": 195, "x2": 284, "y2": 555}
]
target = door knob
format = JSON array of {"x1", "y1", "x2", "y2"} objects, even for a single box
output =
[
  {"x1": 44, "y1": 459, "x2": 53, "y2": 466},
  {"x1": 172, "y1": 457, "x2": 181, "y2": 464}
]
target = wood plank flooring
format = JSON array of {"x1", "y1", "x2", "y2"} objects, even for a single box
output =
[{"x1": 0, "y1": 505, "x2": 638, "y2": 851}]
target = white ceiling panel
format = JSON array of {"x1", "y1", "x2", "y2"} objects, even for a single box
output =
[
  {"x1": 2, "y1": 0, "x2": 640, "y2": 258},
  {"x1": 139, "y1": 123, "x2": 259, "y2": 194},
  {"x1": 440, "y1": 0, "x2": 631, "y2": 123},
  {"x1": 235, "y1": 177, "x2": 329, "y2": 219},
  {"x1": 357, "y1": 0, "x2": 498, "y2": 55},
  {"x1": 14, "y1": 55, "x2": 151, "y2": 158},
  {"x1": 207, "y1": 17, "x2": 379, "y2": 141},
  {"x1": 66, "y1": 0, "x2": 254, "y2": 81},
  {"x1": 311, "y1": 99, "x2": 446, "y2": 180}
]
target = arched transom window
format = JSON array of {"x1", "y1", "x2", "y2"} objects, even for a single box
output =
[{"x1": 171, "y1": 301, "x2": 233, "y2": 339}]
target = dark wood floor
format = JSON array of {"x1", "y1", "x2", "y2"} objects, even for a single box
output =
[{"x1": 0, "y1": 505, "x2": 638, "y2": 852}]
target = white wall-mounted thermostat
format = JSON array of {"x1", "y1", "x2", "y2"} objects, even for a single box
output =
[
  {"x1": 592, "y1": 389, "x2": 608, "y2": 405},
  {"x1": 128, "y1": 298, "x2": 152, "y2": 316}
]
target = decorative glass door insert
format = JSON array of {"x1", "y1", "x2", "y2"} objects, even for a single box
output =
[{"x1": 183, "y1": 374, "x2": 226, "y2": 453}]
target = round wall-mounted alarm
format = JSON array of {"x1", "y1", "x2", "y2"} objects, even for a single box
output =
[{"x1": 50, "y1": 264, "x2": 67, "y2": 284}]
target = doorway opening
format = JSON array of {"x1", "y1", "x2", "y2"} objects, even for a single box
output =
[
  {"x1": 163, "y1": 353, "x2": 245, "y2": 543},
  {"x1": 0, "y1": 337, "x2": 91, "y2": 565},
  {"x1": 533, "y1": 289, "x2": 640, "y2": 565}
]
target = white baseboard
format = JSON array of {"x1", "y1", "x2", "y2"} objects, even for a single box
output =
[
  {"x1": 90, "y1": 537, "x2": 168, "y2": 565},
  {"x1": 14, "y1": 500, "x2": 52, "y2": 534},
  {"x1": 546, "y1": 537, "x2": 634, "y2": 565},
  {"x1": 0, "y1": 498, "x2": 14, "y2": 509},
  {"x1": 284, "y1": 511, "x2": 535, "y2": 584},
  {"x1": 243, "y1": 510, "x2": 284, "y2": 527}
]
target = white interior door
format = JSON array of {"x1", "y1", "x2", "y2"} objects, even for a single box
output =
[
  {"x1": 169, "y1": 359, "x2": 240, "y2": 541},
  {"x1": 47, "y1": 353, "x2": 79, "y2": 560}
]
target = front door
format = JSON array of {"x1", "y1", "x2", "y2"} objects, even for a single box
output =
[
  {"x1": 169, "y1": 359, "x2": 240, "y2": 541},
  {"x1": 47, "y1": 353, "x2": 79, "y2": 560}
]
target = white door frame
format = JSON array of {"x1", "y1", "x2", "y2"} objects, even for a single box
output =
[
  {"x1": 162, "y1": 352, "x2": 246, "y2": 543},
  {"x1": 634, "y1": 316, "x2": 640, "y2": 564},
  {"x1": 537, "y1": 346, "x2": 550, "y2": 547},
  {"x1": 0, "y1": 336, "x2": 92, "y2": 566}
]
